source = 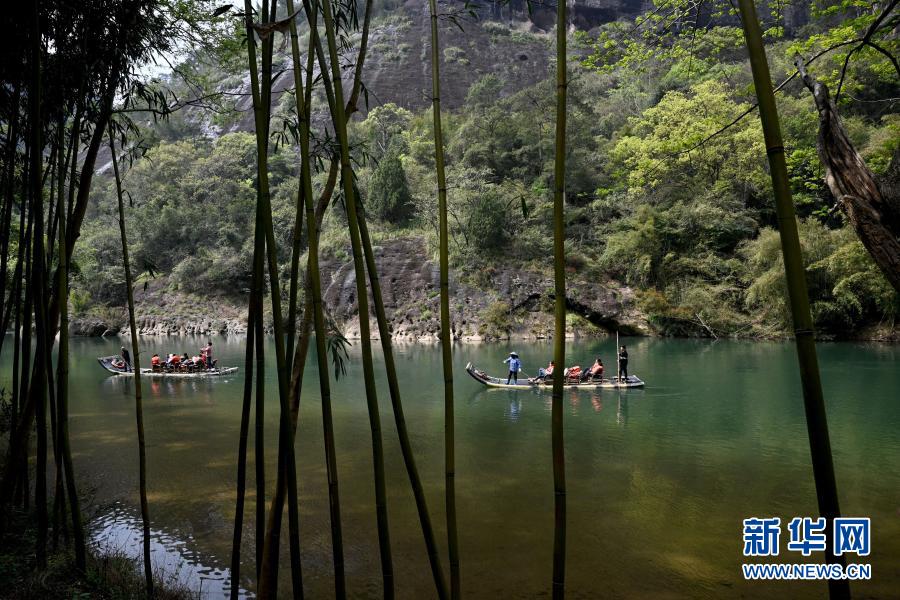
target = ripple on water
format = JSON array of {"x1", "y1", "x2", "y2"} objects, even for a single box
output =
[{"x1": 91, "y1": 503, "x2": 253, "y2": 599}]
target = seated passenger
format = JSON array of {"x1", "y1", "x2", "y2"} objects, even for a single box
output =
[
  {"x1": 151, "y1": 354, "x2": 161, "y2": 371},
  {"x1": 564, "y1": 365, "x2": 582, "y2": 382},
  {"x1": 532, "y1": 361, "x2": 555, "y2": 382},
  {"x1": 581, "y1": 357, "x2": 604, "y2": 381}
]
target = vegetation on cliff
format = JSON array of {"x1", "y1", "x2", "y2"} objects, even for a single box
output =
[{"x1": 67, "y1": 2, "x2": 899, "y2": 339}]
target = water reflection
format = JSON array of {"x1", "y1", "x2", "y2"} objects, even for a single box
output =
[
  {"x1": 616, "y1": 396, "x2": 628, "y2": 426},
  {"x1": 100, "y1": 373, "x2": 235, "y2": 405},
  {"x1": 92, "y1": 503, "x2": 251, "y2": 599}
]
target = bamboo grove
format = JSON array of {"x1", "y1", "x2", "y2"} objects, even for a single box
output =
[{"x1": 0, "y1": 0, "x2": 871, "y2": 598}]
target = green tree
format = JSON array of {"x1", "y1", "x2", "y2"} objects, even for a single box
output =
[{"x1": 368, "y1": 145, "x2": 414, "y2": 224}]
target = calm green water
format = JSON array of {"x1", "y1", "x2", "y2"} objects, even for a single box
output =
[{"x1": 5, "y1": 336, "x2": 900, "y2": 598}]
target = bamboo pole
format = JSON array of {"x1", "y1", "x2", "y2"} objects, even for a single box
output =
[
  {"x1": 242, "y1": 0, "x2": 304, "y2": 594},
  {"x1": 109, "y1": 128, "x2": 153, "y2": 595},
  {"x1": 735, "y1": 2, "x2": 848, "y2": 598},
  {"x1": 0, "y1": 83, "x2": 20, "y2": 351},
  {"x1": 551, "y1": 3, "x2": 568, "y2": 598},
  {"x1": 258, "y1": 2, "x2": 348, "y2": 595},
  {"x1": 28, "y1": 0, "x2": 49, "y2": 566},
  {"x1": 355, "y1": 197, "x2": 449, "y2": 600},
  {"x1": 230, "y1": 254, "x2": 257, "y2": 600},
  {"x1": 57, "y1": 115, "x2": 85, "y2": 571},
  {"x1": 427, "y1": 1, "x2": 459, "y2": 596},
  {"x1": 318, "y1": 0, "x2": 394, "y2": 593}
]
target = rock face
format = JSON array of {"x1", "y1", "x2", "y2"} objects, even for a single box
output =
[
  {"x1": 70, "y1": 280, "x2": 251, "y2": 338},
  {"x1": 69, "y1": 238, "x2": 648, "y2": 340},
  {"x1": 319, "y1": 237, "x2": 649, "y2": 341},
  {"x1": 68, "y1": 317, "x2": 118, "y2": 337}
]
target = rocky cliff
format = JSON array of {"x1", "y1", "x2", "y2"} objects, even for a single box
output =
[{"x1": 70, "y1": 237, "x2": 648, "y2": 340}]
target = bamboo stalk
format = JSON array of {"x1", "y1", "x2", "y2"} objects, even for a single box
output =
[
  {"x1": 427, "y1": 2, "x2": 458, "y2": 596},
  {"x1": 57, "y1": 115, "x2": 85, "y2": 571},
  {"x1": 551, "y1": 3, "x2": 568, "y2": 598},
  {"x1": 109, "y1": 128, "x2": 153, "y2": 596},
  {"x1": 230, "y1": 248, "x2": 258, "y2": 600},
  {"x1": 242, "y1": 0, "x2": 304, "y2": 594},
  {"x1": 318, "y1": 0, "x2": 394, "y2": 593},
  {"x1": 0, "y1": 83, "x2": 21, "y2": 351},
  {"x1": 259, "y1": 3, "x2": 350, "y2": 595},
  {"x1": 288, "y1": 8, "x2": 347, "y2": 580},
  {"x1": 28, "y1": 0, "x2": 49, "y2": 566},
  {"x1": 355, "y1": 199, "x2": 449, "y2": 599},
  {"x1": 735, "y1": 2, "x2": 848, "y2": 598}
]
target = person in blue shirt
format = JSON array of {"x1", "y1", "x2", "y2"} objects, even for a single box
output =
[{"x1": 503, "y1": 352, "x2": 522, "y2": 384}]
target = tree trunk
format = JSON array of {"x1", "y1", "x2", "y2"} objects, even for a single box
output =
[
  {"x1": 57, "y1": 114, "x2": 86, "y2": 571},
  {"x1": 110, "y1": 128, "x2": 154, "y2": 596},
  {"x1": 551, "y1": 1, "x2": 568, "y2": 598},
  {"x1": 427, "y1": 2, "x2": 458, "y2": 597},
  {"x1": 319, "y1": 0, "x2": 394, "y2": 593},
  {"x1": 797, "y1": 61, "x2": 900, "y2": 293},
  {"x1": 739, "y1": 6, "x2": 848, "y2": 599}
]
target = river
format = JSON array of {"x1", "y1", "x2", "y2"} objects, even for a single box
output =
[{"x1": 5, "y1": 336, "x2": 899, "y2": 598}]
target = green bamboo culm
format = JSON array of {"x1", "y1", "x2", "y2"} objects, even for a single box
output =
[
  {"x1": 57, "y1": 116, "x2": 85, "y2": 572},
  {"x1": 279, "y1": 1, "x2": 348, "y2": 594},
  {"x1": 29, "y1": 0, "x2": 49, "y2": 565},
  {"x1": 229, "y1": 294, "x2": 255, "y2": 600},
  {"x1": 427, "y1": 1, "x2": 459, "y2": 597},
  {"x1": 242, "y1": 0, "x2": 304, "y2": 595},
  {"x1": 735, "y1": 2, "x2": 848, "y2": 599},
  {"x1": 109, "y1": 127, "x2": 153, "y2": 596},
  {"x1": 551, "y1": 2, "x2": 568, "y2": 598},
  {"x1": 319, "y1": 0, "x2": 394, "y2": 593},
  {"x1": 355, "y1": 200, "x2": 449, "y2": 600},
  {"x1": 258, "y1": 0, "x2": 326, "y2": 592}
]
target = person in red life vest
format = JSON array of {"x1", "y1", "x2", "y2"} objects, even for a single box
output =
[
  {"x1": 564, "y1": 365, "x2": 582, "y2": 383},
  {"x1": 203, "y1": 341, "x2": 213, "y2": 369},
  {"x1": 151, "y1": 354, "x2": 161, "y2": 370}
]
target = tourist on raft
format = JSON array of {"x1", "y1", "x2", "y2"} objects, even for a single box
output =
[
  {"x1": 203, "y1": 341, "x2": 214, "y2": 369},
  {"x1": 580, "y1": 357, "x2": 604, "y2": 382},
  {"x1": 532, "y1": 360, "x2": 554, "y2": 382},
  {"x1": 503, "y1": 352, "x2": 522, "y2": 384},
  {"x1": 618, "y1": 345, "x2": 629, "y2": 382},
  {"x1": 151, "y1": 354, "x2": 161, "y2": 369}
]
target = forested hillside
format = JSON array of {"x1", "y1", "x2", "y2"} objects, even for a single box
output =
[{"x1": 71, "y1": 0, "x2": 899, "y2": 340}]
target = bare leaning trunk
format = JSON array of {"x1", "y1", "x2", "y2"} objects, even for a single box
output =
[
  {"x1": 797, "y1": 62, "x2": 900, "y2": 294},
  {"x1": 109, "y1": 129, "x2": 154, "y2": 596}
]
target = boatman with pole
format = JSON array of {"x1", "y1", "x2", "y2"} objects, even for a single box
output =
[
  {"x1": 504, "y1": 352, "x2": 522, "y2": 384},
  {"x1": 618, "y1": 345, "x2": 629, "y2": 383}
]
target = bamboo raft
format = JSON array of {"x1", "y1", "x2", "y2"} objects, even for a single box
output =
[
  {"x1": 466, "y1": 362, "x2": 644, "y2": 390},
  {"x1": 97, "y1": 356, "x2": 238, "y2": 377}
]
